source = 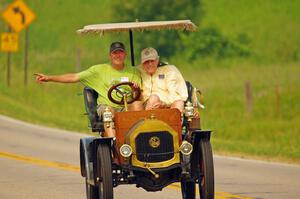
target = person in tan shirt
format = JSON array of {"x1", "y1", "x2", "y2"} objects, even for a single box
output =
[{"x1": 139, "y1": 47, "x2": 188, "y2": 112}]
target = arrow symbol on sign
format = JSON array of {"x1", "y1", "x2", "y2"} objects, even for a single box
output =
[{"x1": 13, "y1": 6, "x2": 26, "y2": 24}]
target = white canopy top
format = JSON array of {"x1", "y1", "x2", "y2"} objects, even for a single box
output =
[{"x1": 77, "y1": 20, "x2": 197, "y2": 36}]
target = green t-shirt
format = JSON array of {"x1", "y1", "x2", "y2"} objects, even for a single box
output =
[{"x1": 79, "y1": 63, "x2": 141, "y2": 108}]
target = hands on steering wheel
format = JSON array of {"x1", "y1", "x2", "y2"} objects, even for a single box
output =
[{"x1": 107, "y1": 82, "x2": 141, "y2": 105}]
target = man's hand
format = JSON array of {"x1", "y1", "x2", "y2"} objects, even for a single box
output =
[
  {"x1": 193, "y1": 109, "x2": 200, "y2": 118},
  {"x1": 34, "y1": 73, "x2": 49, "y2": 84},
  {"x1": 132, "y1": 81, "x2": 140, "y2": 88}
]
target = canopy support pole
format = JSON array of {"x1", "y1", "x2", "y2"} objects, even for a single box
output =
[{"x1": 129, "y1": 29, "x2": 135, "y2": 66}]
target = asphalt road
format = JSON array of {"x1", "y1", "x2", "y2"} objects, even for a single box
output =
[{"x1": 0, "y1": 115, "x2": 299, "y2": 199}]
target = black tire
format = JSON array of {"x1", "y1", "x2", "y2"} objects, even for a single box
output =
[
  {"x1": 86, "y1": 179, "x2": 99, "y2": 199},
  {"x1": 187, "y1": 139, "x2": 214, "y2": 199},
  {"x1": 97, "y1": 144, "x2": 113, "y2": 199},
  {"x1": 197, "y1": 140, "x2": 214, "y2": 199},
  {"x1": 181, "y1": 181, "x2": 196, "y2": 199}
]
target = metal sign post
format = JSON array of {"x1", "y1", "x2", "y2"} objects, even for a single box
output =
[
  {"x1": 24, "y1": 27, "x2": 29, "y2": 85},
  {"x1": 6, "y1": 27, "x2": 12, "y2": 87}
]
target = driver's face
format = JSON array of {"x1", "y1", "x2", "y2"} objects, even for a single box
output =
[
  {"x1": 142, "y1": 59, "x2": 159, "y2": 75},
  {"x1": 110, "y1": 50, "x2": 126, "y2": 66}
]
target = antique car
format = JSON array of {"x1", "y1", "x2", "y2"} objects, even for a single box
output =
[{"x1": 78, "y1": 20, "x2": 214, "y2": 199}]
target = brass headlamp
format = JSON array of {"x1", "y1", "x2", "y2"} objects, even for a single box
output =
[
  {"x1": 184, "y1": 101, "x2": 194, "y2": 122},
  {"x1": 102, "y1": 107, "x2": 113, "y2": 127}
]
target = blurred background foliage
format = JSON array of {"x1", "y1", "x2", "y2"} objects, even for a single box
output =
[{"x1": 112, "y1": 0, "x2": 251, "y2": 62}]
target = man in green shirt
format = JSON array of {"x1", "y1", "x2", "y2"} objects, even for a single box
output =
[{"x1": 35, "y1": 42, "x2": 143, "y2": 137}]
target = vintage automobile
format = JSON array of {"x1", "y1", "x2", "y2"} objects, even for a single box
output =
[{"x1": 78, "y1": 20, "x2": 214, "y2": 199}]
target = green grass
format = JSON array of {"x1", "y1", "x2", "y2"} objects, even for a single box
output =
[
  {"x1": 0, "y1": 0, "x2": 299, "y2": 163},
  {"x1": 183, "y1": 63, "x2": 300, "y2": 163},
  {"x1": 0, "y1": 78, "x2": 87, "y2": 132},
  {"x1": 202, "y1": 0, "x2": 300, "y2": 64}
]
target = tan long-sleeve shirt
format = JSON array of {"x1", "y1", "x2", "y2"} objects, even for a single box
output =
[{"x1": 139, "y1": 64, "x2": 188, "y2": 106}]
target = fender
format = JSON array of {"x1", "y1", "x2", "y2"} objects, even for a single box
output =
[
  {"x1": 80, "y1": 137, "x2": 113, "y2": 185},
  {"x1": 192, "y1": 130, "x2": 212, "y2": 143}
]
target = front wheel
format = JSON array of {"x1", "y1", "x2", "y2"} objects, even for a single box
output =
[
  {"x1": 181, "y1": 181, "x2": 195, "y2": 199},
  {"x1": 97, "y1": 144, "x2": 113, "y2": 199},
  {"x1": 197, "y1": 140, "x2": 214, "y2": 199},
  {"x1": 186, "y1": 139, "x2": 214, "y2": 199},
  {"x1": 86, "y1": 179, "x2": 99, "y2": 199}
]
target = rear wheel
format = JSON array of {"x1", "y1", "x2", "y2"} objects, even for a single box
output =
[{"x1": 97, "y1": 144, "x2": 113, "y2": 199}]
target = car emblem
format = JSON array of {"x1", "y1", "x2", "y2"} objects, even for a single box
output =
[{"x1": 149, "y1": 136, "x2": 160, "y2": 148}]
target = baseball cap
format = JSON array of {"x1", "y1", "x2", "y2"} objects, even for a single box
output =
[
  {"x1": 141, "y1": 47, "x2": 159, "y2": 64},
  {"x1": 110, "y1": 42, "x2": 125, "y2": 53}
]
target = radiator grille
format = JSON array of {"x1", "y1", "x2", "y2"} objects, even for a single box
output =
[{"x1": 135, "y1": 131, "x2": 174, "y2": 162}]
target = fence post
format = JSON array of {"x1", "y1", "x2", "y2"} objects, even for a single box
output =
[
  {"x1": 275, "y1": 84, "x2": 281, "y2": 118},
  {"x1": 245, "y1": 81, "x2": 252, "y2": 117}
]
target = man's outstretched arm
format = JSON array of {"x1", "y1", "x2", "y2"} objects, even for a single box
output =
[{"x1": 35, "y1": 73, "x2": 80, "y2": 84}]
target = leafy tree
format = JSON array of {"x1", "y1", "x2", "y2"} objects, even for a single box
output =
[
  {"x1": 111, "y1": 0, "x2": 251, "y2": 61},
  {"x1": 181, "y1": 27, "x2": 251, "y2": 61},
  {"x1": 112, "y1": 0, "x2": 203, "y2": 58}
]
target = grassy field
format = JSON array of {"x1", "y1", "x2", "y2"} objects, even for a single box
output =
[
  {"x1": 202, "y1": 0, "x2": 300, "y2": 64},
  {"x1": 0, "y1": 0, "x2": 299, "y2": 163},
  {"x1": 183, "y1": 63, "x2": 300, "y2": 163}
]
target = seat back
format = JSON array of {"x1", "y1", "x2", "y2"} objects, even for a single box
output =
[
  {"x1": 184, "y1": 81, "x2": 201, "y2": 130},
  {"x1": 185, "y1": 81, "x2": 194, "y2": 103},
  {"x1": 83, "y1": 87, "x2": 104, "y2": 132}
]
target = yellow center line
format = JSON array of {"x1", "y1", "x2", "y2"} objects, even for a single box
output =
[
  {"x1": 0, "y1": 151, "x2": 80, "y2": 172},
  {"x1": 168, "y1": 183, "x2": 253, "y2": 199},
  {"x1": 0, "y1": 150, "x2": 252, "y2": 199}
]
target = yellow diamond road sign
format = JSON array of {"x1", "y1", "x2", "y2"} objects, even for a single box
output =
[
  {"x1": 1, "y1": 33, "x2": 19, "y2": 52},
  {"x1": 2, "y1": 0, "x2": 36, "y2": 33}
]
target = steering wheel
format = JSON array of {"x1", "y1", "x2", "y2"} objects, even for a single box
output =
[{"x1": 107, "y1": 82, "x2": 141, "y2": 105}]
